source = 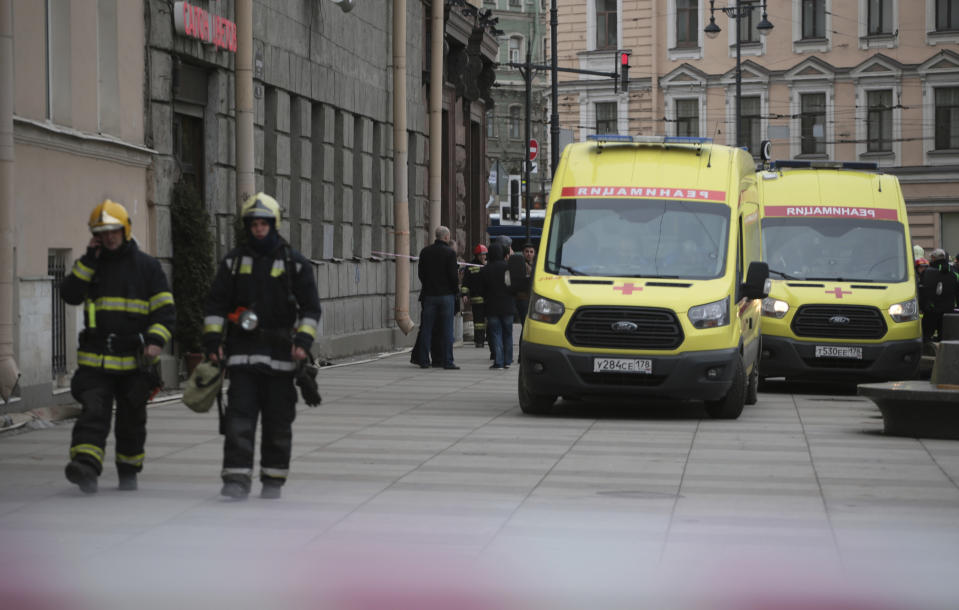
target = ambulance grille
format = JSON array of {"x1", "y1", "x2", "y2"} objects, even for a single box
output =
[
  {"x1": 566, "y1": 307, "x2": 683, "y2": 350},
  {"x1": 790, "y1": 305, "x2": 887, "y2": 340}
]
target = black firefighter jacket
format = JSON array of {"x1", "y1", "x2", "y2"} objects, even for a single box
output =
[
  {"x1": 61, "y1": 240, "x2": 176, "y2": 373},
  {"x1": 203, "y1": 241, "x2": 321, "y2": 374}
]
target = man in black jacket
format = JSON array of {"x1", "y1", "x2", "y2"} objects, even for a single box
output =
[
  {"x1": 203, "y1": 193, "x2": 322, "y2": 500},
  {"x1": 416, "y1": 226, "x2": 460, "y2": 369},
  {"x1": 919, "y1": 248, "x2": 958, "y2": 342},
  {"x1": 480, "y1": 241, "x2": 516, "y2": 369},
  {"x1": 61, "y1": 200, "x2": 175, "y2": 494}
]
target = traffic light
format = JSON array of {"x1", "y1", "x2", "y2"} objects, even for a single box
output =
[
  {"x1": 509, "y1": 178, "x2": 520, "y2": 221},
  {"x1": 620, "y1": 51, "x2": 630, "y2": 93}
]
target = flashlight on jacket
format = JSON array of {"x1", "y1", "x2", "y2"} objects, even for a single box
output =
[{"x1": 227, "y1": 307, "x2": 259, "y2": 331}]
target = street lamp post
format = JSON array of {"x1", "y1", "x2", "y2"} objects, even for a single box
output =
[{"x1": 704, "y1": 1, "x2": 773, "y2": 149}]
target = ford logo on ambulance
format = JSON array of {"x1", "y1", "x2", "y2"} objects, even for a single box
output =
[
  {"x1": 828, "y1": 315, "x2": 851, "y2": 325},
  {"x1": 611, "y1": 321, "x2": 639, "y2": 333}
]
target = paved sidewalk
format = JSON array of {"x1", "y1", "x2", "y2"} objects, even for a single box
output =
[{"x1": 1, "y1": 341, "x2": 958, "y2": 610}]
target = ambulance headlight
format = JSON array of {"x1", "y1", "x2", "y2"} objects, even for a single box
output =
[
  {"x1": 888, "y1": 298, "x2": 918, "y2": 322},
  {"x1": 529, "y1": 294, "x2": 565, "y2": 324},
  {"x1": 688, "y1": 297, "x2": 729, "y2": 329},
  {"x1": 762, "y1": 297, "x2": 789, "y2": 319}
]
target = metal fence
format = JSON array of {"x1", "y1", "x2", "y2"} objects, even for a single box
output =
[{"x1": 48, "y1": 251, "x2": 68, "y2": 378}]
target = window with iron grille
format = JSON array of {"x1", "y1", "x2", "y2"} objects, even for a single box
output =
[
  {"x1": 676, "y1": 0, "x2": 698, "y2": 48},
  {"x1": 596, "y1": 0, "x2": 618, "y2": 49},
  {"x1": 868, "y1": 0, "x2": 893, "y2": 35},
  {"x1": 866, "y1": 89, "x2": 893, "y2": 153},
  {"x1": 935, "y1": 86, "x2": 959, "y2": 150},
  {"x1": 740, "y1": 96, "x2": 762, "y2": 156},
  {"x1": 802, "y1": 0, "x2": 825, "y2": 39},
  {"x1": 800, "y1": 92, "x2": 826, "y2": 154},
  {"x1": 595, "y1": 102, "x2": 617, "y2": 135},
  {"x1": 48, "y1": 250, "x2": 68, "y2": 378},
  {"x1": 675, "y1": 99, "x2": 699, "y2": 137},
  {"x1": 937, "y1": 0, "x2": 959, "y2": 31}
]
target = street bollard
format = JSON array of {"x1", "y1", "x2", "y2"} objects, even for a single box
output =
[
  {"x1": 931, "y1": 340, "x2": 959, "y2": 389},
  {"x1": 942, "y1": 313, "x2": 959, "y2": 341}
]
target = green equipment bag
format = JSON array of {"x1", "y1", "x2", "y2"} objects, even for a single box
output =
[{"x1": 182, "y1": 359, "x2": 224, "y2": 413}]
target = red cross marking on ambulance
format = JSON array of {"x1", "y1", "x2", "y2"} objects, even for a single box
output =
[
  {"x1": 826, "y1": 287, "x2": 851, "y2": 299},
  {"x1": 613, "y1": 282, "x2": 643, "y2": 295}
]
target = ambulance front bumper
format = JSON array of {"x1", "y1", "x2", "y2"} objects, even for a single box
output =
[
  {"x1": 759, "y1": 335, "x2": 921, "y2": 382},
  {"x1": 520, "y1": 342, "x2": 740, "y2": 402}
]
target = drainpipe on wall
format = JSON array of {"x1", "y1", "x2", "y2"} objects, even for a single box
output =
[
  {"x1": 392, "y1": 0, "x2": 413, "y2": 334},
  {"x1": 428, "y1": 0, "x2": 442, "y2": 237},
  {"x1": 235, "y1": 0, "x2": 255, "y2": 210},
  {"x1": 0, "y1": 0, "x2": 21, "y2": 402}
]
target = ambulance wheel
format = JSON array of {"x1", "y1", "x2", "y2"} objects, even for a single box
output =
[
  {"x1": 705, "y1": 356, "x2": 746, "y2": 420},
  {"x1": 518, "y1": 367, "x2": 555, "y2": 415},
  {"x1": 744, "y1": 361, "x2": 759, "y2": 406}
]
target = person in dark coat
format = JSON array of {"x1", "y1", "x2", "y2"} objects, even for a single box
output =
[
  {"x1": 480, "y1": 240, "x2": 515, "y2": 369},
  {"x1": 918, "y1": 248, "x2": 959, "y2": 342},
  {"x1": 415, "y1": 226, "x2": 460, "y2": 369}
]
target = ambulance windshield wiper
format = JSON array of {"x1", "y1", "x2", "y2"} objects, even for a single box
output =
[
  {"x1": 768, "y1": 268, "x2": 798, "y2": 280},
  {"x1": 807, "y1": 276, "x2": 875, "y2": 282},
  {"x1": 555, "y1": 263, "x2": 586, "y2": 276}
]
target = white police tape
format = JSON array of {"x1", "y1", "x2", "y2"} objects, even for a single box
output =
[{"x1": 371, "y1": 251, "x2": 481, "y2": 267}]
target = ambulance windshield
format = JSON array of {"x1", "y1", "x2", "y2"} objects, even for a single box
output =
[
  {"x1": 762, "y1": 217, "x2": 908, "y2": 283},
  {"x1": 544, "y1": 198, "x2": 729, "y2": 279}
]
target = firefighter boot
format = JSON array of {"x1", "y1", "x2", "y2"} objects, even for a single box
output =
[
  {"x1": 118, "y1": 473, "x2": 138, "y2": 491},
  {"x1": 261, "y1": 480, "x2": 283, "y2": 500},
  {"x1": 221, "y1": 476, "x2": 250, "y2": 500},
  {"x1": 65, "y1": 460, "x2": 99, "y2": 494}
]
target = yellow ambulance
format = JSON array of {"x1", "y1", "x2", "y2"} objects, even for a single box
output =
[
  {"x1": 756, "y1": 160, "x2": 921, "y2": 382},
  {"x1": 518, "y1": 135, "x2": 769, "y2": 419}
]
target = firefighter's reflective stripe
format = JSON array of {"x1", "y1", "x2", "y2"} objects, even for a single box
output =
[
  {"x1": 72, "y1": 260, "x2": 95, "y2": 282},
  {"x1": 270, "y1": 260, "x2": 285, "y2": 277},
  {"x1": 204, "y1": 315, "x2": 225, "y2": 334},
  {"x1": 147, "y1": 323, "x2": 172, "y2": 343},
  {"x1": 470, "y1": 296, "x2": 485, "y2": 304},
  {"x1": 77, "y1": 351, "x2": 138, "y2": 371},
  {"x1": 222, "y1": 467, "x2": 253, "y2": 477},
  {"x1": 94, "y1": 296, "x2": 149, "y2": 315},
  {"x1": 460, "y1": 286, "x2": 469, "y2": 294},
  {"x1": 238, "y1": 256, "x2": 253, "y2": 274},
  {"x1": 226, "y1": 354, "x2": 297, "y2": 372},
  {"x1": 474, "y1": 321, "x2": 487, "y2": 330},
  {"x1": 116, "y1": 452, "x2": 145, "y2": 467},
  {"x1": 70, "y1": 443, "x2": 105, "y2": 464},
  {"x1": 86, "y1": 300, "x2": 98, "y2": 329},
  {"x1": 261, "y1": 467, "x2": 288, "y2": 479},
  {"x1": 296, "y1": 317, "x2": 319, "y2": 338},
  {"x1": 149, "y1": 291, "x2": 174, "y2": 312}
]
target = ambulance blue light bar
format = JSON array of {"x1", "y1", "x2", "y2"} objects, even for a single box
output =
[
  {"x1": 769, "y1": 160, "x2": 879, "y2": 171},
  {"x1": 587, "y1": 135, "x2": 713, "y2": 146}
]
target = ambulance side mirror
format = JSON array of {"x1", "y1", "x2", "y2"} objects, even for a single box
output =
[{"x1": 742, "y1": 261, "x2": 770, "y2": 300}]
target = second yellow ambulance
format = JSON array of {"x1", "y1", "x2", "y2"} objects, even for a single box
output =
[{"x1": 756, "y1": 160, "x2": 921, "y2": 382}]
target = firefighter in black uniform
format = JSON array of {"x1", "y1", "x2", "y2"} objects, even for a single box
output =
[
  {"x1": 62, "y1": 200, "x2": 175, "y2": 494},
  {"x1": 203, "y1": 193, "x2": 321, "y2": 500},
  {"x1": 463, "y1": 244, "x2": 488, "y2": 348}
]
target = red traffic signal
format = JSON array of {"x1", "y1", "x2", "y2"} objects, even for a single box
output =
[{"x1": 619, "y1": 52, "x2": 630, "y2": 92}]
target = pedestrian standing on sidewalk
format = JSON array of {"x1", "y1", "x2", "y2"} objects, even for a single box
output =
[
  {"x1": 202, "y1": 193, "x2": 321, "y2": 500},
  {"x1": 481, "y1": 240, "x2": 515, "y2": 369},
  {"x1": 61, "y1": 200, "x2": 175, "y2": 494},
  {"x1": 415, "y1": 226, "x2": 460, "y2": 369}
]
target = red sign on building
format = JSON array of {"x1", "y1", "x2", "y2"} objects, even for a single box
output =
[{"x1": 174, "y1": 1, "x2": 237, "y2": 52}]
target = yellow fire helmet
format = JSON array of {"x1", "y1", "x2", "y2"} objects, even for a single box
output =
[
  {"x1": 88, "y1": 199, "x2": 132, "y2": 240},
  {"x1": 241, "y1": 192, "x2": 281, "y2": 224}
]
